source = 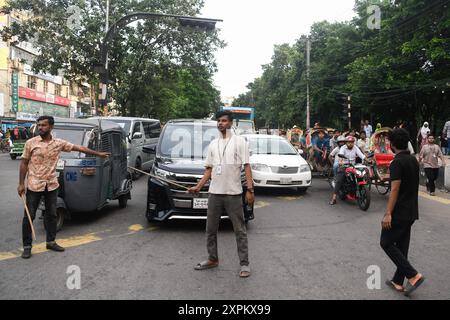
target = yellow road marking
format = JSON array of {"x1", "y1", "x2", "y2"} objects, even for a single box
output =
[
  {"x1": 254, "y1": 201, "x2": 270, "y2": 209},
  {"x1": 419, "y1": 191, "x2": 450, "y2": 205},
  {"x1": 277, "y1": 196, "x2": 302, "y2": 201},
  {"x1": 0, "y1": 252, "x2": 20, "y2": 261},
  {"x1": 128, "y1": 224, "x2": 144, "y2": 232},
  {"x1": 0, "y1": 224, "x2": 158, "y2": 262},
  {"x1": 32, "y1": 234, "x2": 103, "y2": 255}
]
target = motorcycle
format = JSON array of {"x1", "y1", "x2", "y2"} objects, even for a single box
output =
[{"x1": 336, "y1": 154, "x2": 371, "y2": 211}]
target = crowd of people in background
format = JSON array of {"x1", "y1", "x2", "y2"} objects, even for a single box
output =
[{"x1": 282, "y1": 117, "x2": 449, "y2": 196}]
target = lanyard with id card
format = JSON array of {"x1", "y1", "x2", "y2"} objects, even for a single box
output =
[{"x1": 216, "y1": 136, "x2": 233, "y2": 175}]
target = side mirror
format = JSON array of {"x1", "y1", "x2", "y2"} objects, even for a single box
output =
[
  {"x1": 132, "y1": 132, "x2": 143, "y2": 140},
  {"x1": 298, "y1": 149, "x2": 304, "y2": 155},
  {"x1": 143, "y1": 145, "x2": 156, "y2": 154}
]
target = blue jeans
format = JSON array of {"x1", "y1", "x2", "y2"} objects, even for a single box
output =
[{"x1": 333, "y1": 163, "x2": 339, "y2": 176}]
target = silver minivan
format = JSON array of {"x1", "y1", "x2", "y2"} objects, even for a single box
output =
[{"x1": 91, "y1": 117, "x2": 161, "y2": 179}]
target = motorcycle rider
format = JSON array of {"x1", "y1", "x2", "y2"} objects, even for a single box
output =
[
  {"x1": 329, "y1": 136, "x2": 366, "y2": 205},
  {"x1": 329, "y1": 135, "x2": 347, "y2": 177}
]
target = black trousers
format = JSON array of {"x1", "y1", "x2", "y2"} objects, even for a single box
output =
[
  {"x1": 22, "y1": 187, "x2": 58, "y2": 248},
  {"x1": 380, "y1": 220, "x2": 418, "y2": 285},
  {"x1": 424, "y1": 168, "x2": 439, "y2": 193}
]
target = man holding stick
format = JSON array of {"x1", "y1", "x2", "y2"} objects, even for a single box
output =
[
  {"x1": 188, "y1": 111, "x2": 255, "y2": 278},
  {"x1": 18, "y1": 116, "x2": 110, "y2": 259}
]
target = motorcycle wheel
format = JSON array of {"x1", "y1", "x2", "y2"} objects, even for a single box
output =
[{"x1": 357, "y1": 185, "x2": 371, "y2": 211}]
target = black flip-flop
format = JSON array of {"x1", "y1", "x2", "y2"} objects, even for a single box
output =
[
  {"x1": 404, "y1": 276, "x2": 425, "y2": 297},
  {"x1": 385, "y1": 280, "x2": 404, "y2": 293}
]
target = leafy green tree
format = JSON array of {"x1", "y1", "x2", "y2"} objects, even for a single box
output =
[{"x1": 1, "y1": 0, "x2": 224, "y2": 118}]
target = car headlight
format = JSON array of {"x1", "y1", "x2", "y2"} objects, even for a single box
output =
[
  {"x1": 299, "y1": 164, "x2": 310, "y2": 173},
  {"x1": 251, "y1": 163, "x2": 270, "y2": 172},
  {"x1": 154, "y1": 167, "x2": 171, "y2": 179}
]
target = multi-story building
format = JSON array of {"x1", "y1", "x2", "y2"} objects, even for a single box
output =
[{"x1": 0, "y1": 5, "x2": 93, "y2": 121}]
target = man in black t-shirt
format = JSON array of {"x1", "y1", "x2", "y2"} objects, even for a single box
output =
[{"x1": 380, "y1": 128, "x2": 425, "y2": 297}]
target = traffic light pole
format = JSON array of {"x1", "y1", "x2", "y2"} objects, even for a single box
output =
[{"x1": 347, "y1": 95, "x2": 351, "y2": 130}]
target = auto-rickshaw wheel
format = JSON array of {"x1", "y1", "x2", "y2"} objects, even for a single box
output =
[
  {"x1": 56, "y1": 207, "x2": 66, "y2": 232},
  {"x1": 10, "y1": 154, "x2": 17, "y2": 160}
]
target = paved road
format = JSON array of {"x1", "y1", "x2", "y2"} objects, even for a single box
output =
[{"x1": 1, "y1": 153, "x2": 449, "y2": 300}]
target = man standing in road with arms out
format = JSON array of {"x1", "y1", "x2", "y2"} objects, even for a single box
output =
[
  {"x1": 18, "y1": 116, "x2": 110, "y2": 259},
  {"x1": 188, "y1": 111, "x2": 254, "y2": 278},
  {"x1": 419, "y1": 134, "x2": 446, "y2": 196},
  {"x1": 380, "y1": 128, "x2": 425, "y2": 297}
]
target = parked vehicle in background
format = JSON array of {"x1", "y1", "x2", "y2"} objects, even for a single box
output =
[
  {"x1": 219, "y1": 106, "x2": 256, "y2": 134},
  {"x1": 9, "y1": 126, "x2": 31, "y2": 160},
  {"x1": 234, "y1": 119, "x2": 256, "y2": 134},
  {"x1": 39, "y1": 118, "x2": 132, "y2": 231},
  {"x1": 243, "y1": 134, "x2": 311, "y2": 193},
  {"x1": 91, "y1": 117, "x2": 161, "y2": 179},
  {"x1": 144, "y1": 119, "x2": 254, "y2": 223}
]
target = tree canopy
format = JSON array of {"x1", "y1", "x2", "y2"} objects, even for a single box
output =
[
  {"x1": 234, "y1": 0, "x2": 450, "y2": 135},
  {"x1": 1, "y1": 0, "x2": 224, "y2": 121}
]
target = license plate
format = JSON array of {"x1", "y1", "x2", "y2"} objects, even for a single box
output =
[
  {"x1": 280, "y1": 177, "x2": 292, "y2": 185},
  {"x1": 193, "y1": 198, "x2": 208, "y2": 209},
  {"x1": 56, "y1": 159, "x2": 65, "y2": 171}
]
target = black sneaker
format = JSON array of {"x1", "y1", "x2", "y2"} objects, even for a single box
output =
[
  {"x1": 46, "y1": 243, "x2": 65, "y2": 252},
  {"x1": 22, "y1": 247, "x2": 32, "y2": 259}
]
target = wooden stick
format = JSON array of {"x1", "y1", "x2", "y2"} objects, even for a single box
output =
[
  {"x1": 21, "y1": 194, "x2": 36, "y2": 241},
  {"x1": 128, "y1": 166, "x2": 190, "y2": 191}
]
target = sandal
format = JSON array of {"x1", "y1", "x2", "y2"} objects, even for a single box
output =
[
  {"x1": 329, "y1": 199, "x2": 337, "y2": 205},
  {"x1": 385, "y1": 280, "x2": 404, "y2": 292},
  {"x1": 404, "y1": 276, "x2": 425, "y2": 297},
  {"x1": 194, "y1": 260, "x2": 219, "y2": 270},
  {"x1": 239, "y1": 265, "x2": 251, "y2": 278}
]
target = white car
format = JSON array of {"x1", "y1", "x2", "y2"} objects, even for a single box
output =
[{"x1": 243, "y1": 134, "x2": 312, "y2": 192}]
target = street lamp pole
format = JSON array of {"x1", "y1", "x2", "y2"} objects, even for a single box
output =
[
  {"x1": 100, "y1": 0, "x2": 110, "y2": 115},
  {"x1": 95, "y1": 12, "x2": 222, "y2": 109}
]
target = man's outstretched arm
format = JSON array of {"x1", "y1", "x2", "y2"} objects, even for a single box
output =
[{"x1": 72, "y1": 145, "x2": 110, "y2": 158}]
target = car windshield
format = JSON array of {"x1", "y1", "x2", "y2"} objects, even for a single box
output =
[
  {"x1": 160, "y1": 123, "x2": 218, "y2": 159},
  {"x1": 236, "y1": 121, "x2": 254, "y2": 133},
  {"x1": 108, "y1": 120, "x2": 131, "y2": 134},
  {"x1": 53, "y1": 128, "x2": 96, "y2": 158},
  {"x1": 248, "y1": 137, "x2": 297, "y2": 155}
]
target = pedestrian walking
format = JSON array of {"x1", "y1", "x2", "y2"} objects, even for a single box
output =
[
  {"x1": 417, "y1": 122, "x2": 430, "y2": 151},
  {"x1": 380, "y1": 128, "x2": 425, "y2": 297},
  {"x1": 419, "y1": 134, "x2": 446, "y2": 196},
  {"x1": 443, "y1": 119, "x2": 450, "y2": 155},
  {"x1": 188, "y1": 111, "x2": 254, "y2": 278},
  {"x1": 363, "y1": 120, "x2": 373, "y2": 138},
  {"x1": 18, "y1": 116, "x2": 110, "y2": 259}
]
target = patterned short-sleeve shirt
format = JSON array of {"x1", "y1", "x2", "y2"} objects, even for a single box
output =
[{"x1": 22, "y1": 135, "x2": 74, "y2": 192}]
